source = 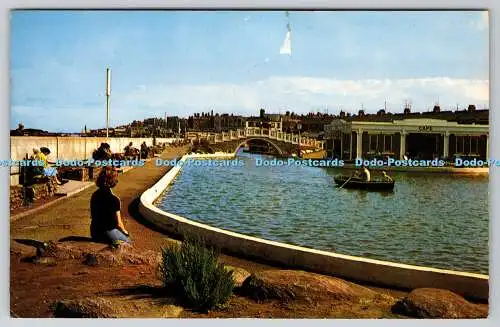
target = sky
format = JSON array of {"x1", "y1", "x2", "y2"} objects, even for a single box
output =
[{"x1": 10, "y1": 10, "x2": 489, "y2": 133}]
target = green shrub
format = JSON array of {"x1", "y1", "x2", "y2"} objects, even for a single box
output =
[{"x1": 159, "y1": 237, "x2": 234, "y2": 311}]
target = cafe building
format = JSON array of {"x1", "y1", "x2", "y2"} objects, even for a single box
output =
[{"x1": 324, "y1": 117, "x2": 489, "y2": 161}]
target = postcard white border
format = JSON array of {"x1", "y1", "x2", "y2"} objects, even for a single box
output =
[{"x1": 1, "y1": 1, "x2": 498, "y2": 327}]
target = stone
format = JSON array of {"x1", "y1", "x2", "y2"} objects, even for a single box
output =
[
  {"x1": 82, "y1": 253, "x2": 99, "y2": 266},
  {"x1": 162, "y1": 304, "x2": 184, "y2": 318},
  {"x1": 391, "y1": 288, "x2": 488, "y2": 318},
  {"x1": 240, "y1": 270, "x2": 376, "y2": 303},
  {"x1": 224, "y1": 265, "x2": 251, "y2": 288},
  {"x1": 32, "y1": 257, "x2": 57, "y2": 266},
  {"x1": 10, "y1": 179, "x2": 58, "y2": 211},
  {"x1": 21, "y1": 255, "x2": 57, "y2": 266},
  {"x1": 43, "y1": 241, "x2": 161, "y2": 266},
  {"x1": 52, "y1": 297, "x2": 120, "y2": 318}
]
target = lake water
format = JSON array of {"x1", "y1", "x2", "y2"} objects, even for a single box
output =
[{"x1": 155, "y1": 151, "x2": 489, "y2": 274}]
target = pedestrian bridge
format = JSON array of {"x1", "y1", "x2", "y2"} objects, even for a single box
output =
[{"x1": 186, "y1": 127, "x2": 325, "y2": 156}]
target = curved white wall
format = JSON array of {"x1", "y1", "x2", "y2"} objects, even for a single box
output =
[{"x1": 139, "y1": 153, "x2": 489, "y2": 301}]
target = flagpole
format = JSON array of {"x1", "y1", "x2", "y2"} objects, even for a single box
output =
[{"x1": 106, "y1": 68, "x2": 111, "y2": 138}]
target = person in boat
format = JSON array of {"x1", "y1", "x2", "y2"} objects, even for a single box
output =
[
  {"x1": 353, "y1": 170, "x2": 362, "y2": 179},
  {"x1": 382, "y1": 170, "x2": 393, "y2": 182},
  {"x1": 362, "y1": 165, "x2": 371, "y2": 182},
  {"x1": 90, "y1": 166, "x2": 131, "y2": 245}
]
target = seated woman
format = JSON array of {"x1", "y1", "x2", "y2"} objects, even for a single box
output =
[
  {"x1": 90, "y1": 166, "x2": 131, "y2": 244},
  {"x1": 39, "y1": 147, "x2": 66, "y2": 185},
  {"x1": 28, "y1": 148, "x2": 46, "y2": 182}
]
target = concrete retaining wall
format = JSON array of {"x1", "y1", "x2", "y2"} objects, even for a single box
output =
[
  {"x1": 11, "y1": 136, "x2": 182, "y2": 161},
  {"x1": 138, "y1": 153, "x2": 489, "y2": 301},
  {"x1": 10, "y1": 136, "x2": 182, "y2": 185}
]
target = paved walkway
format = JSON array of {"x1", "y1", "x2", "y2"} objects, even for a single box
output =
[
  {"x1": 55, "y1": 180, "x2": 94, "y2": 196},
  {"x1": 11, "y1": 146, "x2": 189, "y2": 252}
]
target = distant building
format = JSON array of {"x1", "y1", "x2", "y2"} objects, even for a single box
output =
[
  {"x1": 187, "y1": 112, "x2": 245, "y2": 132},
  {"x1": 324, "y1": 105, "x2": 489, "y2": 161}
]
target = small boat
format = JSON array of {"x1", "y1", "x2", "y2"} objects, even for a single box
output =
[{"x1": 334, "y1": 175, "x2": 395, "y2": 191}]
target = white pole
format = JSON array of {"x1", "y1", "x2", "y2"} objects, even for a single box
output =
[{"x1": 106, "y1": 68, "x2": 111, "y2": 138}]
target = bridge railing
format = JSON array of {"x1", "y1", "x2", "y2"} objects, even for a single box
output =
[{"x1": 187, "y1": 128, "x2": 323, "y2": 149}]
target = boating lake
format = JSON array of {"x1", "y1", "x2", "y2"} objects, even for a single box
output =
[{"x1": 155, "y1": 151, "x2": 489, "y2": 274}]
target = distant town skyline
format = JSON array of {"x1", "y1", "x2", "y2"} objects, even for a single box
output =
[{"x1": 11, "y1": 10, "x2": 489, "y2": 133}]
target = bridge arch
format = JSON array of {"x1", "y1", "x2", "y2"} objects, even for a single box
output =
[{"x1": 235, "y1": 137, "x2": 286, "y2": 156}]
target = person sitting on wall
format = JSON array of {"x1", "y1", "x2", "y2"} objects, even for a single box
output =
[
  {"x1": 140, "y1": 141, "x2": 149, "y2": 159},
  {"x1": 28, "y1": 148, "x2": 46, "y2": 182},
  {"x1": 93, "y1": 142, "x2": 113, "y2": 161},
  {"x1": 124, "y1": 142, "x2": 139, "y2": 160},
  {"x1": 90, "y1": 166, "x2": 131, "y2": 245},
  {"x1": 39, "y1": 147, "x2": 67, "y2": 185},
  {"x1": 124, "y1": 142, "x2": 133, "y2": 155}
]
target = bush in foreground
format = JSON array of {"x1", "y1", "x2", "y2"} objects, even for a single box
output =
[{"x1": 159, "y1": 237, "x2": 234, "y2": 311}]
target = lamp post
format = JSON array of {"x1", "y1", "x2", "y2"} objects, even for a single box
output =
[
  {"x1": 297, "y1": 123, "x2": 302, "y2": 157},
  {"x1": 105, "y1": 68, "x2": 111, "y2": 138}
]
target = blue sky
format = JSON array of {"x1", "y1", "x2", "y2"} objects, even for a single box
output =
[{"x1": 10, "y1": 10, "x2": 489, "y2": 132}]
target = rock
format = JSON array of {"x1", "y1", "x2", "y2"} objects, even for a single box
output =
[
  {"x1": 224, "y1": 265, "x2": 250, "y2": 288},
  {"x1": 32, "y1": 257, "x2": 57, "y2": 266},
  {"x1": 162, "y1": 304, "x2": 184, "y2": 318},
  {"x1": 43, "y1": 241, "x2": 161, "y2": 266},
  {"x1": 82, "y1": 253, "x2": 98, "y2": 266},
  {"x1": 391, "y1": 288, "x2": 488, "y2": 318},
  {"x1": 240, "y1": 270, "x2": 376, "y2": 303},
  {"x1": 52, "y1": 297, "x2": 120, "y2": 318},
  {"x1": 21, "y1": 254, "x2": 57, "y2": 266},
  {"x1": 13, "y1": 239, "x2": 163, "y2": 268}
]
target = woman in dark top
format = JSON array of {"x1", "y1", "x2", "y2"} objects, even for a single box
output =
[{"x1": 90, "y1": 167, "x2": 131, "y2": 244}]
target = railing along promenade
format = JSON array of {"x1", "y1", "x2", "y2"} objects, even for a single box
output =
[{"x1": 186, "y1": 127, "x2": 324, "y2": 149}]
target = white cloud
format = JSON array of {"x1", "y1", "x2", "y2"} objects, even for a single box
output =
[
  {"x1": 118, "y1": 76, "x2": 489, "y2": 116},
  {"x1": 13, "y1": 76, "x2": 489, "y2": 131}
]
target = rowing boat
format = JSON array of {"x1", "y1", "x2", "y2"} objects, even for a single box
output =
[{"x1": 334, "y1": 175, "x2": 395, "y2": 191}]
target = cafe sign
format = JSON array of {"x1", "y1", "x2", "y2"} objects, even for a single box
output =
[{"x1": 418, "y1": 125, "x2": 433, "y2": 132}]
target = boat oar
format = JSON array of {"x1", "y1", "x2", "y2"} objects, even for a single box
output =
[{"x1": 339, "y1": 176, "x2": 352, "y2": 189}]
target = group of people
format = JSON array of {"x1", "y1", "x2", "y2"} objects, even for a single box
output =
[
  {"x1": 94, "y1": 141, "x2": 157, "y2": 161},
  {"x1": 25, "y1": 144, "x2": 130, "y2": 244},
  {"x1": 29, "y1": 140, "x2": 184, "y2": 246},
  {"x1": 124, "y1": 142, "x2": 140, "y2": 159},
  {"x1": 125, "y1": 141, "x2": 155, "y2": 160}
]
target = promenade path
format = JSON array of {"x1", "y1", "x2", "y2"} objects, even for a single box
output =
[
  {"x1": 11, "y1": 145, "x2": 270, "y2": 269},
  {"x1": 11, "y1": 147, "x2": 186, "y2": 251}
]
